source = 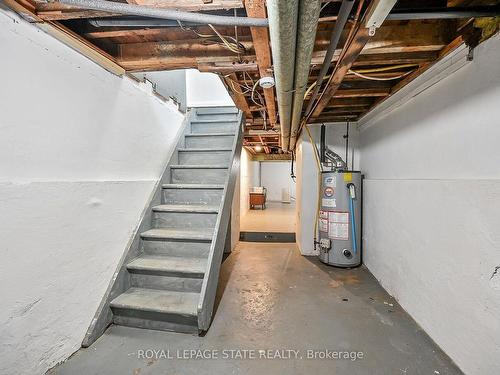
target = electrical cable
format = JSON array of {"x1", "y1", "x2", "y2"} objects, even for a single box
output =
[
  {"x1": 345, "y1": 121, "x2": 349, "y2": 170},
  {"x1": 304, "y1": 124, "x2": 323, "y2": 252},
  {"x1": 347, "y1": 69, "x2": 413, "y2": 81},
  {"x1": 304, "y1": 64, "x2": 419, "y2": 99},
  {"x1": 305, "y1": 0, "x2": 365, "y2": 121},
  {"x1": 290, "y1": 151, "x2": 296, "y2": 182},
  {"x1": 177, "y1": 21, "x2": 246, "y2": 54}
]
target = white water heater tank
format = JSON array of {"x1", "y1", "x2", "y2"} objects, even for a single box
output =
[{"x1": 318, "y1": 171, "x2": 362, "y2": 268}]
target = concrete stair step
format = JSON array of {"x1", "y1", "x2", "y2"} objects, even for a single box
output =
[
  {"x1": 152, "y1": 204, "x2": 219, "y2": 213},
  {"x1": 191, "y1": 119, "x2": 237, "y2": 123},
  {"x1": 195, "y1": 113, "x2": 238, "y2": 122},
  {"x1": 141, "y1": 228, "x2": 213, "y2": 241},
  {"x1": 161, "y1": 184, "x2": 224, "y2": 206},
  {"x1": 190, "y1": 120, "x2": 238, "y2": 134},
  {"x1": 162, "y1": 183, "x2": 225, "y2": 189},
  {"x1": 170, "y1": 164, "x2": 229, "y2": 169},
  {"x1": 111, "y1": 288, "x2": 199, "y2": 316},
  {"x1": 178, "y1": 148, "x2": 232, "y2": 165},
  {"x1": 185, "y1": 133, "x2": 235, "y2": 148},
  {"x1": 186, "y1": 132, "x2": 235, "y2": 137},
  {"x1": 110, "y1": 288, "x2": 199, "y2": 332},
  {"x1": 152, "y1": 204, "x2": 219, "y2": 229},
  {"x1": 178, "y1": 148, "x2": 232, "y2": 152},
  {"x1": 195, "y1": 106, "x2": 238, "y2": 115},
  {"x1": 130, "y1": 273, "x2": 203, "y2": 293},
  {"x1": 127, "y1": 255, "x2": 207, "y2": 278},
  {"x1": 142, "y1": 238, "x2": 211, "y2": 258},
  {"x1": 170, "y1": 165, "x2": 229, "y2": 184}
]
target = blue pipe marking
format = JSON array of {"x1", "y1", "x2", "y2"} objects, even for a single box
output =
[{"x1": 348, "y1": 185, "x2": 357, "y2": 254}]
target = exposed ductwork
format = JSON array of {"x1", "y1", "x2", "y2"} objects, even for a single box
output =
[
  {"x1": 266, "y1": 0, "x2": 322, "y2": 151},
  {"x1": 266, "y1": 0, "x2": 299, "y2": 151},
  {"x1": 288, "y1": 0, "x2": 322, "y2": 150},
  {"x1": 58, "y1": 0, "x2": 269, "y2": 27}
]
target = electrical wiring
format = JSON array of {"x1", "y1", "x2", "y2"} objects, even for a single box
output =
[
  {"x1": 248, "y1": 73, "x2": 269, "y2": 129},
  {"x1": 304, "y1": 64, "x2": 419, "y2": 99},
  {"x1": 224, "y1": 76, "x2": 252, "y2": 95},
  {"x1": 177, "y1": 21, "x2": 246, "y2": 54},
  {"x1": 304, "y1": 124, "x2": 323, "y2": 251},
  {"x1": 350, "y1": 63, "x2": 419, "y2": 73},
  {"x1": 347, "y1": 69, "x2": 413, "y2": 81}
]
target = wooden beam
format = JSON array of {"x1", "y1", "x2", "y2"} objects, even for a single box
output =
[
  {"x1": 252, "y1": 153, "x2": 292, "y2": 161},
  {"x1": 3, "y1": 0, "x2": 42, "y2": 22},
  {"x1": 258, "y1": 135, "x2": 271, "y2": 154},
  {"x1": 34, "y1": 2, "x2": 122, "y2": 19},
  {"x1": 118, "y1": 39, "x2": 254, "y2": 60},
  {"x1": 312, "y1": 27, "x2": 371, "y2": 117},
  {"x1": 198, "y1": 61, "x2": 258, "y2": 73},
  {"x1": 119, "y1": 57, "x2": 198, "y2": 72},
  {"x1": 244, "y1": 145, "x2": 257, "y2": 155},
  {"x1": 38, "y1": 21, "x2": 125, "y2": 75},
  {"x1": 85, "y1": 25, "x2": 251, "y2": 42},
  {"x1": 325, "y1": 97, "x2": 374, "y2": 107},
  {"x1": 222, "y1": 73, "x2": 253, "y2": 119},
  {"x1": 245, "y1": 0, "x2": 277, "y2": 126},
  {"x1": 333, "y1": 88, "x2": 391, "y2": 98},
  {"x1": 363, "y1": 35, "x2": 465, "y2": 115},
  {"x1": 309, "y1": 114, "x2": 359, "y2": 123},
  {"x1": 128, "y1": 0, "x2": 243, "y2": 11}
]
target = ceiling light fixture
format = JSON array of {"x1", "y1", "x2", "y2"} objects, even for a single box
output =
[
  {"x1": 364, "y1": 0, "x2": 398, "y2": 35},
  {"x1": 255, "y1": 145, "x2": 263, "y2": 152},
  {"x1": 259, "y1": 76, "x2": 275, "y2": 89}
]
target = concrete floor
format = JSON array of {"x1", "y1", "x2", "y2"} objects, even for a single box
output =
[
  {"x1": 240, "y1": 201, "x2": 296, "y2": 232},
  {"x1": 50, "y1": 242, "x2": 462, "y2": 375}
]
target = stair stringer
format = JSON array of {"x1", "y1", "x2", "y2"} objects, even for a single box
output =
[{"x1": 197, "y1": 111, "x2": 244, "y2": 331}]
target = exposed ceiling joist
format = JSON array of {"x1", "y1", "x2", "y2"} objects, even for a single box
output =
[{"x1": 244, "y1": 0, "x2": 277, "y2": 126}]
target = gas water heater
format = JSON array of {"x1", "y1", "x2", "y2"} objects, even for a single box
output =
[
  {"x1": 317, "y1": 124, "x2": 362, "y2": 268},
  {"x1": 318, "y1": 171, "x2": 362, "y2": 267}
]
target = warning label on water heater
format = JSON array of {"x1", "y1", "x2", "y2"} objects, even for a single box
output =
[{"x1": 328, "y1": 211, "x2": 349, "y2": 241}]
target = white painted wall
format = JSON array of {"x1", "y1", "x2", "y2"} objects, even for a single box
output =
[
  {"x1": 260, "y1": 161, "x2": 296, "y2": 201},
  {"x1": 133, "y1": 70, "x2": 187, "y2": 111},
  {"x1": 239, "y1": 148, "x2": 259, "y2": 217},
  {"x1": 360, "y1": 33, "x2": 500, "y2": 375},
  {"x1": 0, "y1": 9, "x2": 184, "y2": 375},
  {"x1": 186, "y1": 69, "x2": 234, "y2": 107},
  {"x1": 296, "y1": 124, "x2": 360, "y2": 255}
]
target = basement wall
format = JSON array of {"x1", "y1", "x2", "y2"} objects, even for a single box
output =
[
  {"x1": 296, "y1": 124, "x2": 360, "y2": 255},
  {"x1": 260, "y1": 161, "x2": 295, "y2": 202},
  {"x1": 239, "y1": 148, "x2": 259, "y2": 217},
  {"x1": 186, "y1": 69, "x2": 234, "y2": 107},
  {"x1": 359, "y1": 33, "x2": 500, "y2": 375},
  {"x1": 0, "y1": 9, "x2": 184, "y2": 375}
]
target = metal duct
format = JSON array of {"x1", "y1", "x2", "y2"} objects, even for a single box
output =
[
  {"x1": 266, "y1": 0, "x2": 299, "y2": 151},
  {"x1": 386, "y1": 8, "x2": 500, "y2": 20},
  {"x1": 304, "y1": 0, "x2": 355, "y2": 118},
  {"x1": 89, "y1": 18, "x2": 190, "y2": 28},
  {"x1": 288, "y1": 0, "x2": 322, "y2": 150},
  {"x1": 58, "y1": 0, "x2": 269, "y2": 27}
]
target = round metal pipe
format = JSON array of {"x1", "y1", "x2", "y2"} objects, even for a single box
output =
[
  {"x1": 58, "y1": 0, "x2": 269, "y2": 27},
  {"x1": 304, "y1": 0, "x2": 355, "y2": 118},
  {"x1": 289, "y1": 0, "x2": 322, "y2": 150},
  {"x1": 386, "y1": 9, "x2": 500, "y2": 20},
  {"x1": 89, "y1": 18, "x2": 188, "y2": 27},
  {"x1": 266, "y1": 0, "x2": 299, "y2": 151}
]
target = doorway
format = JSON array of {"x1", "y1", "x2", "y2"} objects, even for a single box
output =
[{"x1": 239, "y1": 150, "x2": 296, "y2": 242}]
